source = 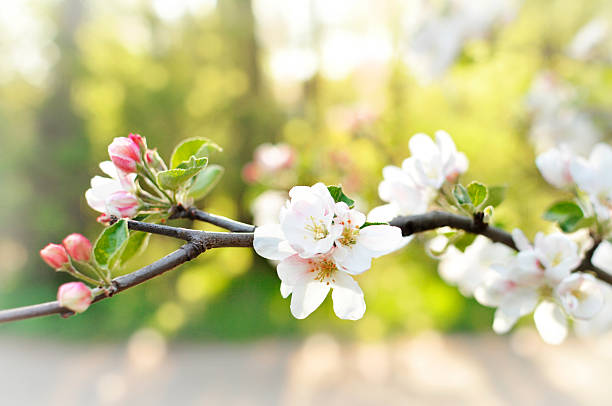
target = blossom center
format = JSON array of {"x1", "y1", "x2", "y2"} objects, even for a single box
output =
[
  {"x1": 305, "y1": 217, "x2": 329, "y2": 240},
  {"x1": 312, "y1": 258, "x2": 337, "y2": 284},
  {"x1": 338, "y1": 225, "x2": 359, "y2": 246}
]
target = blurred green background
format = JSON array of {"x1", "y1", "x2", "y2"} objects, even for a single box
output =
[{"x1": 0, "y1": 0, "x2": 610, "y2": 341}]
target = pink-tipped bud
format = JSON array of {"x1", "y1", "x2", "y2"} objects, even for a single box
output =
[
  {"x1": 105, "y1": 190, "x2": 139, "y2": 218},
  {"x1": 40, "y1": 244, "x2": 70, "y2": 270},
  {"x1": 128, "y1": 133, "x2": 147, "y2": 150},
  {"x1": 108, "y1": 137, "x2": 142, "y2": 173},
  {"x1": 57, "y1": 282, "x2": 93, "y2": 313},
  {"x1": 62, "y1": 233, "x2": 92, "y2": 262}
]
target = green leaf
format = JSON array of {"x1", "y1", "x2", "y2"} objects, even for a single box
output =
[
  {"x1": 453, "y1": 232, "x2": 477, "y2": 252},
  {"x1": 327, "y1": 185, "x2": 355, "y2": 208},
  {"x1": 157, "y1": 156, "x2": 208, "y2": 190},
  {"x1": 187, "y1": 164, "x2": 225, "y2": 200},
  {"x1": 543, "y1": 201, "x2": 588, "y2": 233},
  {"x1": 452, "y1": 184, "x2": 473, "y2": 213},
  {"x1": 117, "y1": 231, "x2": 151, "y2": 266},
  {"x1": 93, "y1": 220, "x2": 129, "y2": 269},
  {"x1": 360, "y1": 222, "x2": 388, "y2": 229},
  {"x1": 467, "y1": 181, "x2": 488, "y2": 210},
  {"x1": 170, "y1": 137, "x2": 222, "y2": 169},
  {"x1": 484, "y1": 185, "x2": 507, "y2": 208}
]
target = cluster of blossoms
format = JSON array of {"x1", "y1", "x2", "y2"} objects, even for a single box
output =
[
  {"x1": 40, "y1": 234, "x2": 95, "y2": 313},
  {"x1": 85, "y1": 133, "x2": 165, "y2": 223},
  {"x1": 254, "y1": 183, "x2": 403, "y2": 320},
  {"x1": 368, "y1": 130, "x2": 468, "y2": 223}
]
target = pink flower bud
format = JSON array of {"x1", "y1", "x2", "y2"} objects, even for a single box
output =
[
  {"x1": 62, "y1": 233, "x2": 92, "y2": 262},
  {"x1": 241, "y1": 162, "x2": 260, "y2": 183},
  {"x1": 128, "y1": 133, "x2": 147, "y2": 150},
  {"x1": 108, "y1": 137, "x2": 142, "y2": 173},
  {"x1": 105, "y1": 190, "x2": 139, "y2": 218},
  {"x1": 57, "y1": 282, "x2": 93, "y2": 313},
  {"x1": 40, "y1": 244, "x2": 70, "y2": 270}
]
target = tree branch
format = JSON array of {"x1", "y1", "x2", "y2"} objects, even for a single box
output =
[
  {"x1": 390, "y1": 211, "x2": 612, "y2": 285},
  {"x1": 2, "y1": 210, "x2": 611, "y2": 324},
  {"x1": 390, "y1": 211, "x2": 518, "y2": 250},
  {"x1": 171, "y1": 205, "x2": 255, "y2": 233}
]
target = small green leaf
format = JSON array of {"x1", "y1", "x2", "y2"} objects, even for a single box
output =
[
  {"x1": 467, "y1": 181, "x2": 488, "y2": 210},
  {"x1": 187, "y1": 164, "x2": 225, "y2": 200},
  {"x1": 360, "y1": 222, "x2": 388, "y2": 229},
  {"x1": 327, "y1": 185, "x2": 355, "y2": 208},
  {"x1": 157, "y1": 156, "x2": 208, "y2": 190},
  {"x1": 453, "y1": 184, "x2": 474, "y2": 213},
  {"x1": 453, "y1": 232, "x2": 477, "y2": 252},
  {"x1": 484, "y1": 185, "x2": 507, "y2": 208},
  {"x1": 94, "y1": 220, "x2": 129, "y2": 269},
  {"x1": 543, "y1": 201, "x2": 587, "y2": 233},
  {"x1": 117, "y1": 231, "x2": 151, "y2": 266},
  {"x1": 170, "y1": 137, "x2": 222, "y2": 169}
]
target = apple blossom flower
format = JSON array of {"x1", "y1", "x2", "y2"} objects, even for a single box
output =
[
  {"x1": 331, "y1": 202, "x2": 403, "y2": 274},
  {"x1": 108, "y1": 136, "x2": 142, "y2": 173},
  {"x1": 280, "y1": 183, "x2": 342, "y2": 258},
  {"x1": 535, "y1": 145, "x2": 575, "y2": 189},
  {"x1": 40, "y1": 244, "x2": 70, "y2": 270},
  {"x1": 105, "y1": 190, "x2": 140, "y2": 218},
  {"x1": 567, "y1": 17, "x2": 610, "y2": 62},
  {"x1": 86, "y1": 161, "x2": 137, "y2": 217},
  {"x1": 555, "y1": 273, "x2": 604, "y2": 320},
  {"x1": 404, "y1": 131, "x2": 469, "y2": 189},
  {"x1": 277, "y1": 252, "x2": 366, "y2": 320},
  {"x1": 438, "y1": 236, "x2": 515, "y2": 297},
  {"x1": 570, "y1": 143, "x2": 612, "y2": 220},
  {"x1": 57, "y1": 282, "x2": 93, "y2": 313},
  {"x1": 62, "y1": 233, "x2": 92, "y2": 262},
  {"x1": 474, "y1": 229, "x2": 582, "y2": 341}
]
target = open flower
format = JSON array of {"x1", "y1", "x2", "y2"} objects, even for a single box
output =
[
  {"x1": 555, "y1": 273, "x2": 604, "y2": 320},
  {"x1": 331, "y1": 202, "x2": 403, "y2": 274},
  {"x1": 403, "y1": 131, "x2": 468, "y2": 189},
  {"x1": 570, "y1": 143, "x2": 612, "y2": 220},
  {"x1": 85, "y1": 161, "x2": 137, "y2": 218},
  {"x1": 280, "y1": 183, "x2": 342, "y2": 258},
  {"x1": 277, "y1": 252, "x2": 365, "y2": 320},
  {"x1": 535, "y1": 145, "x2": 575, "y2": 189}
]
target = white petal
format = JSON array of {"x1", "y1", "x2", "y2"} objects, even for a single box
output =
[
  {"x1": 499, "y1": 287, "x2": 539, "y2": 318},
  {"x1": 277, "y1": 254, "x2": 313, "y2": 285},
  {"x1": 331, "y1": 272, "x2": 366, "y2": 320},
  {"x1": 332, "y1": 244, "x2": 373, "y2": 275},
  {"x1": 253, "y1": 224, "x2": 295, "y2": 260},
  {"x1": 367, "y1": 204, "x2": 400, "y2": 223},
  {"x1": 534, "y1": 301, "x2": 568, "y2": 345},
  {"x1": 85, "y1": 189, "x2": 106, "y2": 213},
  {"x1": 99, "y1": 160, "x2": 119, "y2": 179},
  {"x1": 493, "y1": 307, "x2": 519, "y2": 334},
  {"x1": 290, "y1": 281, "x2": 330, "y2": 319},
  {"x1": 280, "y1": 282, "x2": 292, "y2": 298},
  {"x1": 358, "y1": 225, "x2": 403, "y2": 255},
  {"x1": 512, "y1": 229, "x2": 532, "y2": 252},
  {"x1": 592, "y1": 240, "x2": 612, "y2": 275},
  {"x1": 409, "y1": 133, "x2": 438, "y2": 161}
]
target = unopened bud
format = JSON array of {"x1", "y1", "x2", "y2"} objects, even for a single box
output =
[
  {"x1": 57, "y1": 282, "x2": 93, "y2": 313},
  {"x1": 62, "y1": 233, "x2": 92, "y2": 262},
  {"x1": 40, "y1": 244, "x2": 70, "y2": 270},
  {"x1": 108, "y1": 137, "x2": 142, "y2": 173}
]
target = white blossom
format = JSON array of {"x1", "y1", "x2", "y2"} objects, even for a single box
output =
[
  {"x1": 570, "y1": 143, "x2": 612, "y2": 220},
  {"x1": 535, "y1": 145, "x2": 575, "y2": 189},
  {"x1": 85, "y1": 161, "x2": 137, "y2": 215},
  {"x1": 555, "y1": 273, "x2": 604, "y2": 320}
]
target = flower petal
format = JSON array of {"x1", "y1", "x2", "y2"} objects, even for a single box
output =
[
  {"x1": 493, "y1": 307, "x2": 519, "y2": 334},
  {"x1": 358, "y1": 225, "x2": 403, "y2": 255},
  {"x1": 253, "y1": 224, "x2": 295, "y2": 260},
  {"x1": 290, "y1": 280, "x2": 330, "y2": 319},
  {"x1": 534, "y1": 300, "x2": 568, "y2": 345},
  {"x1": 331, "y1": 272, "x2": 366, "y2": 320}
]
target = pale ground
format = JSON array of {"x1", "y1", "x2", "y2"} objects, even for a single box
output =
[{"x1": 2, "y1": 330, "x2": 611, "y2": 406}]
